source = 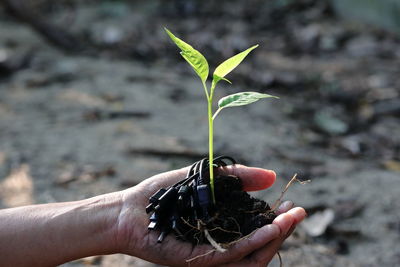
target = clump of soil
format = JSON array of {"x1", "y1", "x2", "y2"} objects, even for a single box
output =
[{"x1": 179, "y1": 175, "x2": 277, "y2": 245}]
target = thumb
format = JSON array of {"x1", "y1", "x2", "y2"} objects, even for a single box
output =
[{"x1": 217, "y1": 164, "x2": 276, "y2": 192}]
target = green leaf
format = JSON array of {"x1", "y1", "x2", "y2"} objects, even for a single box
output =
[
  {"x1": 218, "y1": 92, "x2": 278, "y2": 109},
  {"x1": 213, "y1": 75, "x2": 232, "y2": 84},
  {"x1": 213, "y1": 45, "x2": 258, "y2": 83},
  {"x1": 164, "y1": 28, "x2": 209, "y2": 83}
]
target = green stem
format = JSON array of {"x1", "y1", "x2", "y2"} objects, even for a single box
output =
[
  {"x1": 208, "y1": 98, "x2": 215, "y2": 204},
  {"x1": 208, "y1": 81, "x2": 217, "y2": 204},
  {"x1": 202, "y1": 81, "x2": 216, "y2": 203},
  {"x1": 202, "y1": 81, "x2": 209, "y2": 100}
]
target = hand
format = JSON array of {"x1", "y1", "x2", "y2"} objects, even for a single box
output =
[{"x1": 115, "y1": 165, "x2": 306, "y2": 266}]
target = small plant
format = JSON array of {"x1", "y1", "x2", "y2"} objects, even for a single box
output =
[
  {"x1": 146, "y1": 29, "x2": 280, "y2": 246},
  {"x1": 164, "y1": 28, "x2": 278, "y2": 202}
]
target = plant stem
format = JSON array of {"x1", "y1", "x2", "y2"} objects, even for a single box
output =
[
  {"x1": 202, "y1": 81, "x2": 210, "y2": 100},
  {"x1": 203, "y1": 81, "x2": 216, "y2": 204},
  {"x1": 208, "y1": 97, "x2": 215, "y2": 204},
  {"x1": 208, "y1": 81, "x2": 217, "y2": 204}
]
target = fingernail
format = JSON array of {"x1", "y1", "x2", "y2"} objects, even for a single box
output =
[
  {"x1": 278, "y1": 201, "x2": 294, "y2": 213},
  {"x1": 287, "y1": 207, "x2": 307, "y2": 223}
]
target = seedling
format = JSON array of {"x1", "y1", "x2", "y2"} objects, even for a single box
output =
[
  {"x1": 164, "y1": 28, "x2": 278, "y2": 202},
  {"x1": 146, "y1": 29, "x2": 280, "y2": 244}
]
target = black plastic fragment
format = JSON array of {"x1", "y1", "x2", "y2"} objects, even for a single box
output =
[
  {"x1": 146, "y1": 188, "x2": 167, "y2": 213},
  {"x1": 146, "y1": 156, "x2": 237, "y2": 243}
]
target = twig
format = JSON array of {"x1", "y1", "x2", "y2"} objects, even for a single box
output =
[{"x1": 271, "y1": 174, "x2": 310, "y2": 211}]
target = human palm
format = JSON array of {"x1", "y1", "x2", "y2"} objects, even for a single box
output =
[{"x1": 115, "y1": 165, "x2": 306, "y2": 267}]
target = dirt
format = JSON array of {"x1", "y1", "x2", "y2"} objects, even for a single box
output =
[
  {"x1": 0, "y1": 1, "x2": 399, "y2": 267},
  {"x1": 180, "y1": 175, "x2": 276, "y2": 244},
  {"x1": 212, "y1": 176, "x2": 276, "y2": 242}
]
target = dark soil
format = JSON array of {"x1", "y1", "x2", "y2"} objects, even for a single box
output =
[{"x1": 181, "y1": 175, "x2": 276, "y2": 245}]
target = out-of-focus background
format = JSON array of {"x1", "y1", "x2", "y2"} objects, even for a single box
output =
[{"x1": 0, "y1": 0, "x2": 399, "y2": 266}]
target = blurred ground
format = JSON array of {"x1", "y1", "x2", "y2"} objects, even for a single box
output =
[{"x1": 0, "y1": 1, "x2": 399, "y2": 266}]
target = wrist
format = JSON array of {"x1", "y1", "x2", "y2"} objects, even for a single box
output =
[
  {"x1": 112, "y1": 186, "x2": 143, "y2": 255},
  {"x1": 90, "y1": 191, "x2": 125, "y2": 255},
  {"x1": 58, "y1": 191, "x2": 126, "y2": 259},
  {"x1": 0, "y1": 191, "x2": 126, "y2": 266}
]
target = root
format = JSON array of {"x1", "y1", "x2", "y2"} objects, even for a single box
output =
[
  {"x1": 271, "y1": 174, "x2": 310, "y2": 211},
  {"x1": 185, "y1": 222, "x2": 280, "y2": 264},
  {"x1": 277, "y1": 251, "x2": 283, "y2": 267},
  {"x1": 228, "y1": 216, "x2": 241, "y2": 235},
  {"x1": 181, "y1": 217, "x2": 235, "y2": 253},
  {"x1": 185, "y1": 228, "x2": 232, "y2": 264},
  {"x1": 181, "y1": 217, "x2": 199, "y2": 229},
  {"x1": 267, "y1": 174, "x2": 309, "y2": 267},
  {"x1": 208, "y1": 226, "x2": 241, "y2": 236},
  {"x1": 185, "y1": 173, "x2": 310, "y2": 264},
  {"x1": 186, "y1": 249, "x2": 216, "y2": 264},
  {"x1": 204, "y1": 229, "x2": 227, "y2": 253},
  {"x1": 222, "y1": 228, "x2": 259, "y2": 247}
]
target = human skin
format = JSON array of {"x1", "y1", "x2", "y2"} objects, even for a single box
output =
[{"x1": 0, "y1": 165, "x2": 306, "y2": 266}]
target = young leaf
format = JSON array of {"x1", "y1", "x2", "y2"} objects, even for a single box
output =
[
  {"x1": 218, "y1": 91, "x2": 278, "y2": 109},
  {"x1": 213, "y1": 45, "x2": 258, "y2": 84},
  {"x1": 164, "y1": 28, "x2": 209, "y2": 84}
]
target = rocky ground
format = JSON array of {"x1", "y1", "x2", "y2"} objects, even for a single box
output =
[{"x1": 0, "y1": 1, "x2": 399, "y2": 266}]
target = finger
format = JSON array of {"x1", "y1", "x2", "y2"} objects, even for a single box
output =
[
  {"x1": 219, "y1": 257, "x2": 261, "y2": 267},
  {"x1": 221, "y1": 224, "x2": 280, "y2": 262},
  {"x1": 245, "y1": 207, "x2": 306, "y2": 265},
  {"x1": 287, "y1": 207, "x2": 307, "y2": 224},
  {"x1": 249, "y1": 213, "x2": 297, "y2": 264},
  {"x1": 285, "y1": 224, "x2": 296, "y2": 238},
  {"x1": 272, "y1": 207, "x2": 306, "y2": 236},
  {"x1": 192, "y1": 224, "x2": 280, "y2": 266},
  {"x1": 250, "y1": 235, "x2": 286, "y2": 264},
  {"x1": 275, "y1": 201, "x2": 294, "y2": 215},
  {"x1": 248, "y1": 208, "x2": 307, "y2": 265},
  {"x1": 273, "y1": 213, "x2": 295, "y2": 237},
  {"x1": 222, "y1": 233, "x2": 288, "y2": 267},
  {"x1": 218, "y1": 164, "x2": 276, "y2": 191}
]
